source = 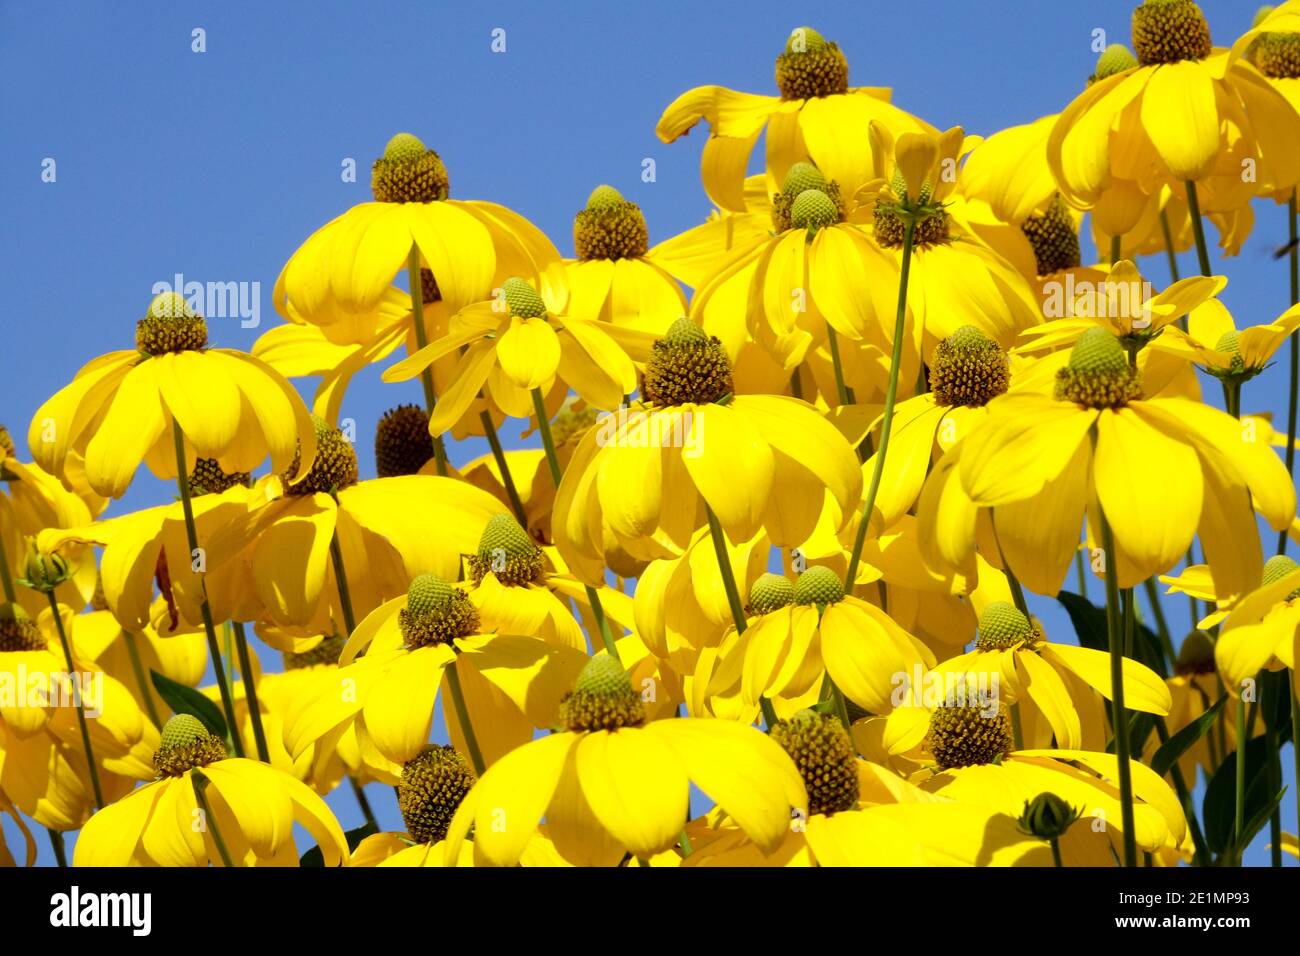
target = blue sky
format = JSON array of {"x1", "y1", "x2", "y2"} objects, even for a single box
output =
[{"x1": 2, "y1": 0, "x2": 1295, "y2": 865}]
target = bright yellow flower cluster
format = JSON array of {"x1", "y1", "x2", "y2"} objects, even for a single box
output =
[{"x1": 6, "y1": 3, "x2": 1300, "y2": 871}]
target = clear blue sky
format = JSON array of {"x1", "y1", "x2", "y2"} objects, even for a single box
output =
[{"x1": 2, "y1": 0, "x2": 1293, "y2": 865}]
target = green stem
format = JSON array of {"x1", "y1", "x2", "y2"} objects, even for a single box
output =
[
  {"x1": 826, "y1": 326, "x2": 853, "y2": 406},
  {"x1": 1050, "y1": 836, "x2": 1064, "y2": 868},
  {"x1": 407, "y1": 246, "x2": 449, "y2": 477},
  {"x1": 1185, "y1": 180, "x2": 1213, "y2": 279},
  {"x1": 530, "y1": 388, "x2": 619, "y2": 661},
  {"x1": 1155, "y1": 718, "x2": 1210, "y2": 866},
  {"x1": 47, "y1": 591, "x2": 104, "y2": 810},
  {"x1": 1266, "y1": 715, "x2": 1281, "y2": 867},
  {"x1": 444, "y1": 659, "x2": 486, "y2": 775},
  {"x1": 705, "y1": 503, "x2": 748, "y2": 638},
  {"x1": 1075, "y1": 548, "x2": 1089, "y2": 600},
  {"x1": 231, "y1": 621, "x2": 269, "y2": 762},
  {"x1": 122, "y1": 631, "x2": 161, "y2": 727},
  {"x1": 1094, "y1": 450, "x2": 1138, "y2": 867},
  {"x1": 1159, "y1": 207, "x2": 1181, "y2": 283},
  {"x1": 844, "y1": 218, "x2": 916, "y2": 590},
  {"x1": 1279, "y1": 190, "x2": 1299, "y2": 556},
  {"x1": 47, "y1": 828, "x2": 68, "y2": 867},
  {"x1": 349, "y1": 776, "x2": 378, "y2": 831},
  {"x1": 480, "y1": 409, "x2": 528, "y2": 527},
  {"x1": 1234, "y1": 690, "x2": 1246, "y2": 864},
  {"x1": 171, "y1": 419, "x2": 244, "y2": 757},
  {"x1": 328, "y1": 525, "x2": 357, "y2": 638},
  {"x1": 1010, "y1": 702, "x2": 1024, "y2": 751},
  {"x1": 1142, "y1": 578, "x2": 1175, "y2": 677},
  {"x1": 191, "y1": 770, "x2": 234, "y2": 867},
  {"x1": 1110, "y1": 233, "x2": 1122, "y2": 267}
]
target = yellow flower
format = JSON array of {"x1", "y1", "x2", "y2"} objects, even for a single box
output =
[
  {"x1": 919, "y1": 328, "x2": 1295, "y2": 597},
  {"x1": 74, "y1": 714, "x2": 348, "y2": 866},
  {"x1": 274, "y1": 132, "x2": 563, "y2": 325},
  {"x1": 1188, "y1": 296, "x2": 1300, "y2": 380},
  {"x1": 28, "y1": 293, "x2": 316, "y2": 500},
  {"x1": 553, "y1": 319, "x2": 861, "y2": 582},
  {"x1": 382, "y1": 277, "x2": 647, "y2": 436},
  {"x1": 700, "y1": 566, "x2": 934, "y2": 720},
  {"x1": 564, "y1": 185, "x2": 687, "y2": 337},
  {"x1": 442, "y1": 654, "x2": 807, "y2": 866},
  {"x1": 1231, "y1": 2, "x2": 1300, "y2": 201},
  {"x1": 1049, "y1": 0, "x2": 1300, "y2": 235},
  {"x1": 655, "y1": 26, "x2": 932, "y2": 212},
  {"x1": 1214, "y1": 555, "x2": 1300, "y2": 697}
]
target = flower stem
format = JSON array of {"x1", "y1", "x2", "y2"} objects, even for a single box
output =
[
  {"x1": 170, "y1": 419, "x2": 244, "y2": 757},
  {"x1": 1184, "y1": 180, "x2": 1213, "y2": 279},
  {"x1": 47, "y1": 828, "x2": 68, "y2": 867},
  {"x1": 1074, "y1": 549, "x2": 1088, "y2": 599},
  {"x1": 1279, "y1": 190, "x2": 1299, "y2": 556},
  {"x1": 480, "y1": 409, "x2": 528, "y2": 526},
  {"x1": 328, "y1": 522, "x2": 357, "y2": 637},
  {"x1": 47, "y1": 591, "x2": 104, "y2": 810},
  {"x1": 530, "y1": 388, "x2": 619, "y2": 661},
  {"x1": 349, "y1": 776, "x2": 378, "y2": 831},
  {"x1": 231, "y1": 621, "x2": 269, "y2": 762},
  {"x1": 1110, "y1": 233, "x2": 1121, "y2": 266},
  {"x1": 191, "y1": 770, "x2": 234, "y2": 867},
  {"x1": 844, "y1": 218, "x2": 916, "y2": 590},
  {"x1": 1159, "y1": 207, "x2": 1181, "y2": 282},
  {"x1": 1154, "y1": 718, "x2": 1211, "y2": 866},
  {"x1": 407, "y1": 246, "x2": 449, "y2": 477},
  {"x1": 1234, "y1": 689, "x2": 1246, "y2": 864},
  {"x1": 1141, "y1": 578, "x2": 1176, "y2": 675},
  {"x1": 826, "y1": 326, "x2": 853, "y2": 406},
  {"x1": 1093, "y1": 456, "x2": 1138, "y2": 867},
  {"x1": 122, "y1": 631, "x2": 161, "y2": 728},
  {"x1": 444, "y1": 659, "x2": 486, "y2": 775},
  {"x1": 1050, "y1": 836, "x2": 1064, "y2": 868}
]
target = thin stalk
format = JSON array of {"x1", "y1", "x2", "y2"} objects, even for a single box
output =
[
  {"x1": 1075, "y1": 549, "x2": 1089, "y2": 599},
  {"x1": 1234, "y1": 691, "x2": 1246, "y2": 864},
  {"x1": 1110, "y1": 233, "x2": 1121, "y2": 266},
  {"x1": 171, "y1": 420, "x2": 243, "y2": 756},
  {"x1": 530, "y1": 388, "x2": 619, "y2": 660},
  {"x1": 231, "y1": 621, "x2": 269, "y2": 762},
  {"x1": 328, "y1": 526, "x2": 357, "y2": 637},
  {"x1": 1155, "y1": 718, "x2": 1211, "y2": 866},
  {"x1": 1094, "y1": 454, "x2": 1138, "y2": 867},
  {"x1": 1050, "y1": 837, "x2": 1064, "y2": 868},
  {"x1": 1142, "y1": 578, "x2": 1176, "y2": 676},
  {"x1": 122, "y1": 631, "x2": 161, "y2": 727},
  {"x1": 349, "y1": 777, "x2": 378, "y2": 831},
  {"x1": 1184, "y1": 180, "x2": 1213, "y2": 279},
  {"x1": 1279, "y1": 190, "x2": 1299, "y2": 556},
  {"x1": 407, "y1": 246, "x2": 449, "y2": 476},
  {"x1": 1010, "y1": 703, "x2": 1025, "y2": 751},
  {"x1": 1159, "y1": 207, "x2": 1181, "y2": 283},
  {"x1": 480, "y1": 409, "x2": 528, "y2": 526},
  {"x1": 444, "y1": 659, "x2": 486, "y2": 775},
  {"x1": 191, "y1": 770, "x2": 234, "y2": 867},
  {"x1": 1266, "y1": 717, "x2": 1281, "y2": 867},
  {"x1": 826, "y1": 326, "x2": 853, "y2": 406},
  {"x1": 47, "y1": 591, "x2": 104, "y2": 810},
  {"x1": 845, "y1": 219, "x2": 916, "y2": 590},
  {"x1": 48, "y1": 829, "x2": 68, "y2": 868}
]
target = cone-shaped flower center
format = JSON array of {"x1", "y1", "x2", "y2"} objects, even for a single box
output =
[
  {"x1": 748, "y1": 572, "x2": 796, "y2": 615},
  {"x1": 283, "y1": 633, "x2": 347, "y2": 670},
  {"x1": 874, "y1": 195, "x2": 952, "y2": 249},
  {"x1": 550, "y1": 404, "x2": 601, "y2": 447},
  {"x1": 189, "y1": 458, "x2": 250, "y2": 496},
  {"x1": 775, "y1": 26, "x2": 849, "y2": 100},
  {"x1": 771, "y1": 163, "x2": 844, "y2": 232},
  {"x1": 1210, "y1": 329, "x2": 1252, "y2": 379},
  {"x1": 1174, "y1": 630, "x2": 1216, "y2": 675},
  {"x1": 136, "y1": 292, "x2": 208, "y2": 356},
  {"x1": 1254, "y1": 32, "x2": 1300, "y2": 78},
  {"x1": 975, "y1": 602, "x2": 1036, "y2": 651},
  {"x1": 641, "y1": 317, "x2": 734, "y2": 406},
  {"x1": 1021, "y1": 195, "x2": 1082, "y2": 275},
  {"x1": 371, "y1": 132, "x2": 449, "y2": 203},
  {"x1": 469, "y1": 513, "x2": 544, "y2": 586},
  {"x1": 1090, "y1": 43, "x2": 1139, "y2": 83},
  {"x1": 770, "y1": 709, "x2": 860, "y2": 816},
  {"x1": 924, "y1": 693, "x2": 1013, "y2": 770},
  {"x1": 399, "y1": 573, "x2": 480, "y2": 649},
  {"x1": 574, "y1": 185, "x2": 649, "y2": 261},
  {"x1": 929, "y1": 326, "x2": 1010, "y2": 408},
  {"x1": 790, "y1": 189, "x2": 841, "y2": 236},
  {"x1": 1132, "y1": 0, "x2": 1212, "y2": 66},
  {"x1": 793, "y1": 566, "x2": 845, "y2": 609},
  {"x1": 398, "y1": 744, "x2": 477, "y2": 844},
  {"x1": 284, "y1": 416, "x2": 359, "y2": 496},
  {"x1": 559, "y1": 654, "x2": 646, "y2": 732},
  {"x1": 501, "y1": 277, "x2": 548, "y2": 319},
  {"x1": 1054, "y1": 327, "x2": 1143, "y2": 408},
  {"x1": 153, "y1": 714, "x2": 228, "y2": 778},
  {"x1": 1262, "y1": 553, "x2": 1300, "y2": 601},
  {"x1": 375, "y1": 404, "x2": 435, "y2": 478},
  {"x1": 1018, "y1": 792, "x2": 1082, "y2": 839},
  {"x1": 0, "y1": 606, "x2": 46, "y2": 652}
]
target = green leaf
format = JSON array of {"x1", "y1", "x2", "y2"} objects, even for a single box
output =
[
  {"x1": 1258, "y1": 669, "x2": 1292, "y2": 733},
  {"x1": 1056, "y1": 591, "x2": 1165, "y2": 673},
  {"x1": 1150, "y1": 694, "x2": 1227, "y2": 778},
  {"x1": 150, "y1": 668, "x2": 227, "y2": 739},
  {"x1": 1202, "y1": 731, "x2": 1275, "y2": 856},
  {"x1": 300, "y1": 822, "x2": 377, "y2": 867},
  {"x1": 1232, "y1": 786, "x2": 1287, "y2": 861}
]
